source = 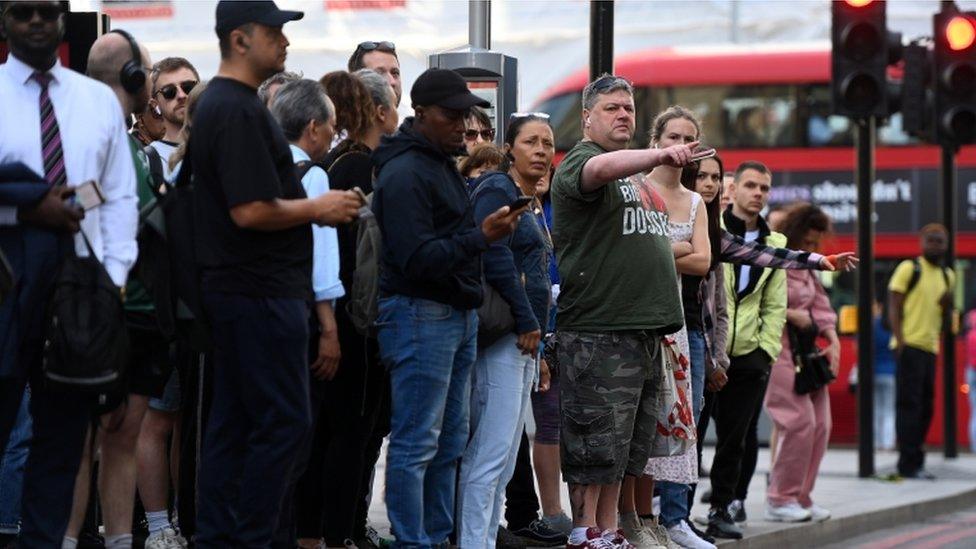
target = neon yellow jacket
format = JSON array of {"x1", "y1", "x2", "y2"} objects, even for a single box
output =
[{"x1": 723, "y1": 228, "x2": 788, "y2": 363}]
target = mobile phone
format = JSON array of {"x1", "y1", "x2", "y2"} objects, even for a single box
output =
[
  {"x1": 510, "y1": 196, "x2": 533, "y2": 210},
  {"x1": 690, "y1": 148, "x2": 717, "y2": 162},
  {"x1": 74, "y1": 180, "x2": 105, "y2": 210}
]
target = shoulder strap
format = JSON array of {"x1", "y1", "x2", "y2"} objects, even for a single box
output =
[
  {"x1": 689, "y1": 192, "x2": 702, "y2": 223},
  {"x1": 294, "y1": 160, "x2": 316, "y2": 182},
  {"x1": 142, "y1": 145, "x2": 165, "y2": 198},
  {"x1": 905, "y1": 258, "x2": 923, "y2": 296}
]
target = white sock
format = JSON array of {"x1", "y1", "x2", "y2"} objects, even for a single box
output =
[
  {"x1": 146, "y1": 509, "x2": 171, "y2": 534},
  {"x1": 569, "y1": 527, "x2": 590, "y2": 544},
  {"x1": 61, "y1": 537, "x2": 78, "y2": 549},
  {"x1": 104, "y1": 533, "x2": 133, "y2": 549}
]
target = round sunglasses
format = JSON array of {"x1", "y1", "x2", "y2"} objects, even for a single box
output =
[
  {"x1": 464, "y1": 128, "x2": 496, "y2": 141},
  {"x1": 154, "y1": 80, "x2": 197, "y2": 101}
]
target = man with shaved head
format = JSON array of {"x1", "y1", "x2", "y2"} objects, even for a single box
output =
[
  {"x1": 0, "y1": 1, "x2": 138, "y2": 545},
  {"x1": 59, "y1": 28, "x2": 163, "y2": 549}
]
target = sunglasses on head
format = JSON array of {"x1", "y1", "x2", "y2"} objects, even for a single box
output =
[
  {"x1": 591, "y1": 74, "x2": 631, "y2": 92},
  {"x1": 510, "y1": 112, "x2": 551, "y2": 121},
  {"x1": 464, "y1": 128, "x2": 496, "y2": 141},
  {"x1": 357, "y1": 41, "x2": 396, "y2": 53},
  {"x1": 155, "y1": 80, "x2": 197, "y2": 101},
  {"x1": 5, "y1": 3, "x2": 62, "y2": 22}
]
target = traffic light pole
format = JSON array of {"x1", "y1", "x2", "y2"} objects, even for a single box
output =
[
  {"x1": 941, "y1": 144, "x2": 958, "y2": 459},
  {"x1": 589, "y1": 0, "x2": 614, "y2": 82},
  {"x1": 856, "y1": 117, "x2": 876, "y2": 479}
]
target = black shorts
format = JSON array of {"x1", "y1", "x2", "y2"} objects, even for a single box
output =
[{"x1": 126, "y1": 312, "x2": 172, "y2": 398}]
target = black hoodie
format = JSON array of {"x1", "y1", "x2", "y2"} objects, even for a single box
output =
[{"x1": 372, "y1": 118, "x2": 489, "y2": 310}]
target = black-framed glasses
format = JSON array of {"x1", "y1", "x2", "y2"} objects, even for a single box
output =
[
  {"x1": 510, "y1": 112, "x2": 551, "y2": 120},
  {"x1": 591, "y1": 74, "x2": 631, "y2": 92},
  {"x1": 464, "y1": 128, "x2": 496, "y2": 141},
  {"x1": 155, "y1": 80, "x2": 197, "y2": 101},
  {"x1": 356, "y1": 41, "x2": 396, "y2": 53},
  {"x1": 6, "y1": 3, "x2": 63, "y2": 22}
]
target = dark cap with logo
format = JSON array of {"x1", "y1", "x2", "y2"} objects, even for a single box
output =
[
  {"x1": 215, "y1": 1, "x2": 304, "y2": 35},
  {"x1": 410, "y1": 68, "x2": 491, "y2": 111}
]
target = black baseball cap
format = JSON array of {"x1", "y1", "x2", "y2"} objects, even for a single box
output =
[
  {"x1": 411, "y1": 68, "x2": 491, "y2": 111},
  {"x1": 215, "y1": 1, "x2": 304, "y2": 35}
]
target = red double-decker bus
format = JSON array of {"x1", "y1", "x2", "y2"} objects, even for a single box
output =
[{"x1": 533, "y1": 44, "x2": 976, "y2": 448}]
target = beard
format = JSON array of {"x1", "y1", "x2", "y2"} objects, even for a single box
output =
[{"x1": 162, "y1": 109, "x2": 185, "y2": 127}]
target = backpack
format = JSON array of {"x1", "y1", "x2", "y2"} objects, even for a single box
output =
[
  {"x1": 882, "y1": 258, "x2": 951, "y2": 330},
  {"x1": 135, "y1": 145, "x2": 176, "y2": 339},
  {"x1": 42, "y1": 231, "x2": 129, "y2": 393},
  {"x1": 347, "y1": 193, "x2": 381, "y2": 336}
]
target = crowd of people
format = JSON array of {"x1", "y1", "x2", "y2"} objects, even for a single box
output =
[{"x1": 0, "y1": 1, "x2": 958, "y2": 549}]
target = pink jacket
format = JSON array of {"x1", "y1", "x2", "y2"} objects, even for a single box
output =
[{"x1": 775, "y1": 270, "x2": 838, "y2": 368}]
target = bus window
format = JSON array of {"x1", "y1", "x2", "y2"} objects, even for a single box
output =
[
  {"x1": 660, "y1": 86, "x2": 729, "y2": 148},
  {"x1": 533, "y1": 92, "x2": 582, "y2": 152},
  {"x1": 721, "y1": 85, "x2": 797, "y2": 148}
]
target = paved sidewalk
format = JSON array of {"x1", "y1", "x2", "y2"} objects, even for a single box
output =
[{"x1": 366, "y1": 445, "x2": 976, "y2": 547}]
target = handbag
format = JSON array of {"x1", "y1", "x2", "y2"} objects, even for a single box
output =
[
  {"x1": 788, "y1": 316, "x2": 835, "y2": 395},
  {"x1": 477, "y1": 273, "x2": 516, "y2": 348}
]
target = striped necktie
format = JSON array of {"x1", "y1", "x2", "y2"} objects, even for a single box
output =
[{"x1": 32, "y1": 72, "x2": 66, "y2": 187}]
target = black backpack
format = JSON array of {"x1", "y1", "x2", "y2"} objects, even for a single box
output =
[{"x1": 42, "y1": 232, "x2": 129, "y2": 393}]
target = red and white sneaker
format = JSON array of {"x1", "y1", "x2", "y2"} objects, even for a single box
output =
[
  {"x1": 566, "y1": 527, "x2": 616, "y2": 549},
  {"x1": 605, "y1": 529, "x2": 638, "y2": 549}
]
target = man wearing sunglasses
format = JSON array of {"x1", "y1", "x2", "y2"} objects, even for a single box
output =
[
  {"x1": 0, "y1": 1, "x2": 140, "y2": 545},
  {"x1": 348, "y1": 40, "x2": 401, "y2": 106},
  {"x1": 147, "y1": 57, "x2": 199, "y2": 181}
]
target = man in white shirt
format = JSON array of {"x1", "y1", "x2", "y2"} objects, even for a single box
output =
[
  {"x1": 0, "y1": 1, "x2": 138, "y2": 545},
  {"x1": 147, "y1": 56, "x2": 199, "y2": 181}
]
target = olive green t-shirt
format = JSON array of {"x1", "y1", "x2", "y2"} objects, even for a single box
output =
[{"x1": 551, "y1": 140, "x2": 683, "y2": 333}]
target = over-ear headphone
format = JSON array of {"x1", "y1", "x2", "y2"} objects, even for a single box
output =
[{"x1": 111, "y1": 29, "x2": 146, "y2": 95}]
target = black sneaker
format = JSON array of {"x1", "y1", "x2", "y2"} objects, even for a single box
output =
[
  {"x1": 496, "y1": 525, "x2": 527, "y2": 549},
  {"x1": 706, "y1": 507, "x2": 743, "y2": 540},
  {"x1": 902, "y1": 469, "x2": 937, "y2": 480},
  {"x1": 511, "y1": 518, "x2": 568, "y2": 547},
  {"x1": 685, "y1": 518, "x2": 716, "y2": 544},
  {"x1": 699, "y1": 488, "x2": 712, "y2": 504}
]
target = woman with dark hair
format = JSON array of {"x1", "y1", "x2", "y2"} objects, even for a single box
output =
[
  {"x1": 464, "y1": 106, "x2": 496, "y2": 155},
  {"x1": 458, "y1": 114, "x2": 554, "y2": 549},
  {"x1": 763, "y1": 204, "x2": 839, "y2": 524},
  {"x1": 292, "y1": 70, "x2": 399, "y2": 549}
]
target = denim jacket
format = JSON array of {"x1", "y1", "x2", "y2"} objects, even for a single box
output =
[{"x1": 471, "y1": 172, "x2": 552, "y2": 335}]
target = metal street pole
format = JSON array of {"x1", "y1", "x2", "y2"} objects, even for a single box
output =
[
  {"x1": 589, "y1": 0, "x2": 614, "y2": 81},
  {"x1": 856, "y1": 117, "x2": 876, "y2": 478},
  {"x1": 942, "y1": 144, "x2": 958, "y2": 458},
  {"x1": 469, "y1": 0, "x2": 490, "y2": 49}
]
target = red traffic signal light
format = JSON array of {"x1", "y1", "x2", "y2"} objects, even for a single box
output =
[
  {"x1": 845, "y1": 0, "x2": 875, "y2": 7},
  {"x1": 832, "y1": 0, "x2": 901, "y2": 118},
  {"x1": 946, "y1": 15, "x2": 976, "y2": 51}
]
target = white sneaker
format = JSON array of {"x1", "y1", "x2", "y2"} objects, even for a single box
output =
[
  {"x1": 764, "y1": 502, "x2": 812, "y2": 523},
  {"x1": 144, "y1": 527, "x2": 188, "y2": 549},
  {"x1": 804, "y1": 504, "x2": 831, "y2": 522},
  {"x1": 666, "y1": 521, "x2": 716, "y2": 549}
]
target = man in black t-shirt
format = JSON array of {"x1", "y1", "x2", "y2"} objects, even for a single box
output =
[{"x1": 190, "y1": 2, "x2": 362, "y2": 546}]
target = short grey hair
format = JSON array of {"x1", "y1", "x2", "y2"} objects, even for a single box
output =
[
  {"x1": 354, "y1": 68, "x2": 395, "y2": 110},
  {"x1": 581, "y1": 73, "x2": 634, "y2": 111},
  {"x1": 270, "y1": 79, "x2": 333, "y2": 142},
  {"x1": 258, "y1": 70, "x2": 302, "y2": 105}
]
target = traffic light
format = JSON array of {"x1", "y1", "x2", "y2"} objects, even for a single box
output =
[
  {"x1": 901, "y1": 42, "x2": 932, "y2": 138},
  {"x1": 933, "y1": 7, "x2": 976, "y2": 145},
  {"x1": 831, "y1": 0, "x2": 902, "y2": 119}
]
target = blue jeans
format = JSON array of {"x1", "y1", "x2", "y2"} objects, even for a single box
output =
[
  {"x1": 658, "y1": 329, "x2": 707, "y2": 528},
  {"x1": 0, "y1": 389, "x2": 31, "y2": 535},
  {"x1": 875, "y1": 374, "x2": 896, "y2": 450},
  {"x1": 377, "y1": 295, "x2": 478, "y2": 549},
  {"x1": 195, "y1": 293, "x2": 312, "y2": 548},
  {"x1": 458, "y1": 334, "x2": 535, "y2": 549}
]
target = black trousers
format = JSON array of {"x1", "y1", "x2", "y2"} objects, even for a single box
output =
[
  {"x1": 176, "y1": 347, "x2": 214, "y2": 540},
  {"x1": 896, "y1": 346, "x2": 936, "y2": 476},
  {"x1": 504, "y1": 429, "x2": 541, "y2": 531},
  {"x1": 737, "y1": 394, "x2": 764, "y2": 501},
  {"x1": 293, "y1": 307, "x2": 387, "y2": 545},
  {"x1": 690, "y1": 388, "x2": 717, "y2": 509},
  {"x1": 708, "y1": 363, "x2": 769, "y2": 509}
]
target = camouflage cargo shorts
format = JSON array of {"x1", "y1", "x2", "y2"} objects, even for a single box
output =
[{"x1": 557, "y1": 330, "x2": 663, "y2": 485}]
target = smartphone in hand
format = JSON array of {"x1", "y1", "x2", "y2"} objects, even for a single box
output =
[
  {"x1": 690, "y1": 148, "x2": 717, "y2": 162},
  {"x1": 509, "y1": 196, "x2": 533, "y2": 211}
]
